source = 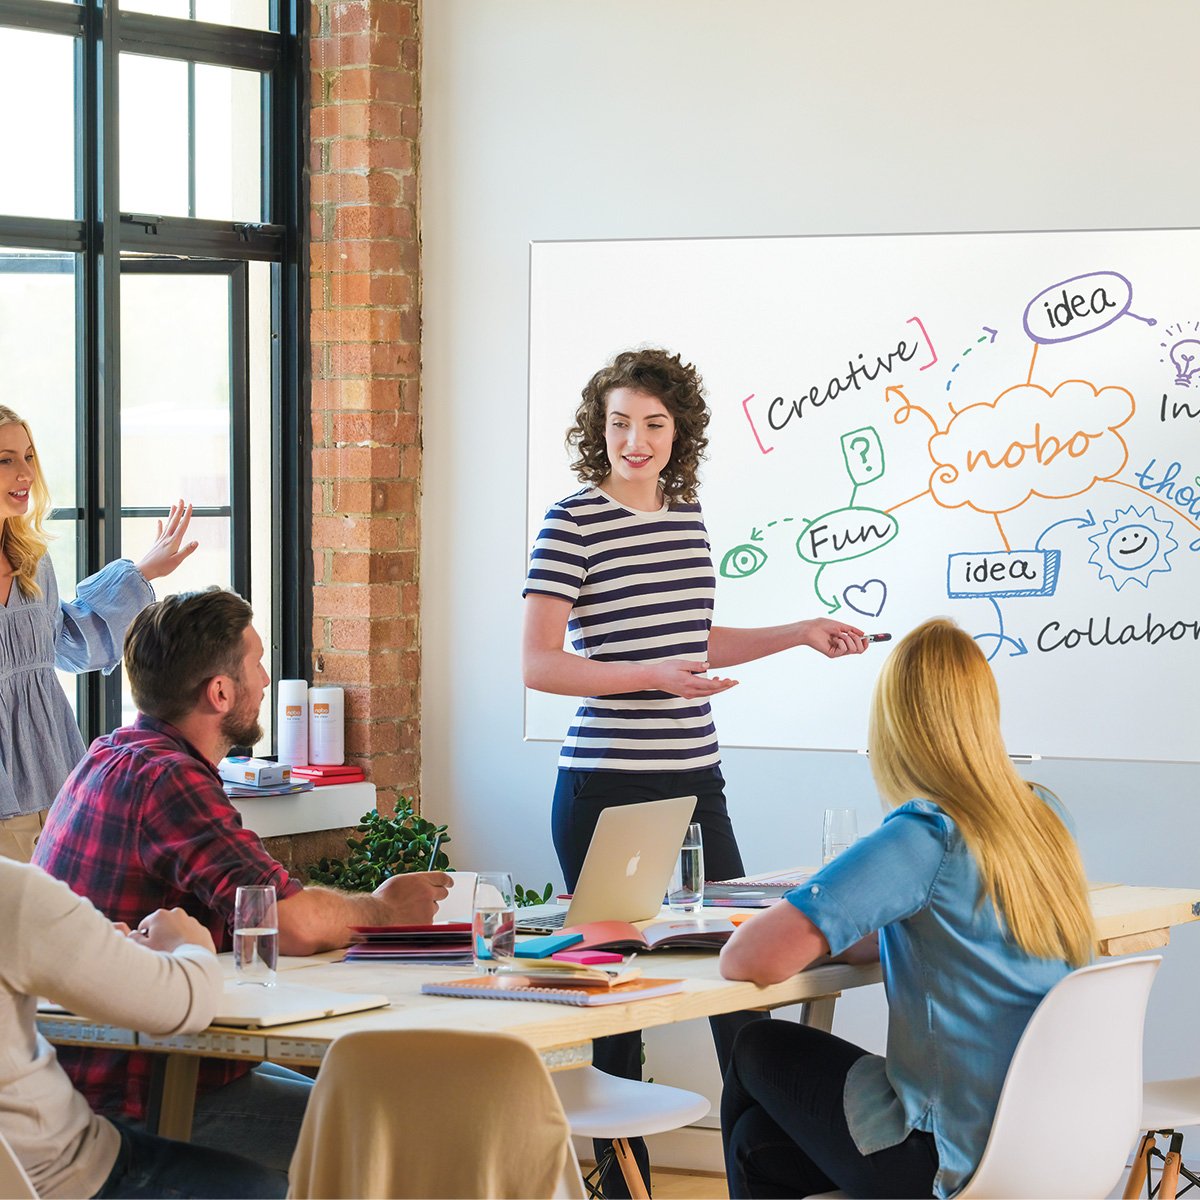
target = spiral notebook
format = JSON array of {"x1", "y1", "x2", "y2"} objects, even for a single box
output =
[{"x1": 420, "y1": 974, "x2": 684, "y2": 1007}]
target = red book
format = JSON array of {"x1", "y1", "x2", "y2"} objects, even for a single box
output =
[{"x1": 291, "y1": 765, "x2": 366, "y2": 785}]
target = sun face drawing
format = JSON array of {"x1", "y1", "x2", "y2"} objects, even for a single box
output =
[{"x1": 1087, "y1": 506, "x2": 1178, "y2": 590}]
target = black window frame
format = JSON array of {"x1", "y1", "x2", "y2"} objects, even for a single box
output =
[{"x1": 0, "y1": 0, "x2": 309, "y2": 740}]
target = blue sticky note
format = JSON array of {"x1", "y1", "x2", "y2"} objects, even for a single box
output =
[{"x1": 515, "y1": 932, "x2": 584, "y2": 958}]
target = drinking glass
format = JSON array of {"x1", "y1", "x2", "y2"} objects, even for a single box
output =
[
  {"x1": 472, "y1": 871, "x2": 516, "y2": 972},
  {"x1": 668, "y1": 822, "x2": 705, "y2": 913},
  {"x1": 822, "y1": 808, "x2": 858, "y2": 865},
  {"x1": 233, "y1": 884, "x2": 278, "y2": 986}
]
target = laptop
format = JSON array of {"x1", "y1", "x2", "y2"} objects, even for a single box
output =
[{"x1": 516, "y1": 795, "x2": 697, "y2": 933}]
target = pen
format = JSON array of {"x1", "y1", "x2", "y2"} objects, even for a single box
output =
[
  {"x1": 864, "y1": 633, "x2": 892, "y2": 643},
  {"x1": 426, "y1": 834, "x2": 443, "y2": 870}
]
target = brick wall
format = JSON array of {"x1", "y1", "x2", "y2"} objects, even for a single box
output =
[{"x1": 308, "y1": 0, "x2": 421, "y2": 819}]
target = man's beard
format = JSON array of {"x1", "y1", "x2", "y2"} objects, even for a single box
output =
[{"x1": 220, "y1": 704, "x2": 263, "y2": 750}]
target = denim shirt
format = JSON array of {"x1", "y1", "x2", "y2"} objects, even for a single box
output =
[{"x1": 786, "y1": 796, "x2": 1073, "y2": 1198}]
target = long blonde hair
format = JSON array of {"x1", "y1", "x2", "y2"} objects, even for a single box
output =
[
  {"x1": 868, "y1": 618, "x2": 1095, "y2": 968},
  {"x1": 0, "y1": 407, "x2": 51, "y2": 598}
]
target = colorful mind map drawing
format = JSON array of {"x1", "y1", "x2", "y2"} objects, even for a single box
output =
[{"x1": 721, "y1": 269, "x2": 1200, "y2": 662}]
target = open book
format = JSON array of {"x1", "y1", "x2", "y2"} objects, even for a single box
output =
[
  {"x1": 560, "y1": 917, "x2": 737, "y2": 954},
  {"x1": 420, "y1": 973, "x2": 684, "y2": 1007}
]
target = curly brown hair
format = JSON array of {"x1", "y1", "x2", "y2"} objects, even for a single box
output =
[{"x1": 565, "y1": 348, "x2": 710, "y2": 503}]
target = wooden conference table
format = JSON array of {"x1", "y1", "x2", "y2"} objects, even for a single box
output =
[{"x1": 37, "y1": 882, "x2": 1200, "y2": 1142}]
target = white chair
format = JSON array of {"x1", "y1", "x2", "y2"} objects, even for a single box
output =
[
  {"x1": 809, "y1": 955, "x2": 1160, "y2": 1199},
  {"x1": 552, "y1": 1067, "x2": 710, "y2": 1200},
  {"x1": 1123, "y1": 1077, "x2": 1200, "y2": 1198},
  {"x1": 0, "y1": 1129, "x2": 37, "y2": 1200}
]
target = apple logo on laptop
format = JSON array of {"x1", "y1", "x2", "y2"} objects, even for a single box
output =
[{"x1": 625, "y1": 850, "x2": 641, "y2": 878}]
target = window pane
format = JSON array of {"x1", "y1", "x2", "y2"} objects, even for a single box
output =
[
  {"x1": 120, "y1": 55, "x2": 189, "y2": 216},
  {"x1": 248, "y1": 262, "x2": 273, "y2": 676},
  {"x1": 0, "y1": 252, "x2": 77, "y2": 502},
  {"x1": 120, "y1": 270, "x2": 231, "y2": 508},
  {"x1": 120, "y1": 55, "x2": 263, "y2": 221},
  {"x1": 119, "y1": 0, "x2": 272, "y2": 33},
  {"x1": 195, "y1": 63, "x2": 262, "y2": 221},
  {"x1": 0, "y1": 30, "x2": 76, "y2": 219}
]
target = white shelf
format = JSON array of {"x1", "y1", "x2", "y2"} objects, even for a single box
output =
[{"x1": 231, "y1": 781, "x2": 376, "y2": 838}]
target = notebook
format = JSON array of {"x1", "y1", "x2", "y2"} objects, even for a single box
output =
[
  {"x1": 212, "y1": 981, "x2": 390, "y2": 1027},
  {"x1": 515, "y1": 796, "x2": 697, "y2": 933},
  {"x1": 40, "y1": 981, "x2": 391, "y2": 1030},
  {"x1": 420, "y1": 973, "x2": 684, "y2": 1007}
]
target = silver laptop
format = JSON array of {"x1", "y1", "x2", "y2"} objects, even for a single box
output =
[{"x1": 516, "y1": 796, "x2": 697, "y2": 933}]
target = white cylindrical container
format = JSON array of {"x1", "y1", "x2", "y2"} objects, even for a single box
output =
[
  {"x1": 276, "y1": 679, "x2": 309, "y2": 767},
  {"x1": 308, "y1": 685, "x2": 345, "y2": 766}
]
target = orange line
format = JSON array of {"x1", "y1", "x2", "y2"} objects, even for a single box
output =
[
  {"x1": 1110, "y1": 478, "x2": 1200, "y2": 533},
  {"x1": 886, "y1": 489, "x2": 931, "y2": 514},
  {"x1": 993, "y1": 512, "x2": 1011, "y2": 551},
  {"x1": 1026, "y1": 343, "x2": 1038, "y2": 385}
]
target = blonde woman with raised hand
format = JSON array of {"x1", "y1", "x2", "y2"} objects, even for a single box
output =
[
  {"x1": 719, "y1": 618, "x2": 1095, "y2": 1199},
  {"x1": 0, "y1": 406, "x2": 197, "y2": 861}
]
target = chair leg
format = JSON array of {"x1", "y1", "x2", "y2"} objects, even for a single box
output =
[
  {"x1": 613, "y1": 1138, "x2": 650, "y2": 1200},
  {"x1": 1160, "y1": 1150, "x2": 1182, "y2": 1200},
  {"x1": 1123, "y1": 1132, "x2": 1156, "y2": 1200}
]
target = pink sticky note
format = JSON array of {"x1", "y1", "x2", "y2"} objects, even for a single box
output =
[{"x1": 552, "y1": 949, "x2": 624, "y2": 965}]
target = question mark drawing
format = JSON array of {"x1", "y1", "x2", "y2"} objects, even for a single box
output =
[{"x1": 840, "y1": 427, "x2": 885, "y2": 487}]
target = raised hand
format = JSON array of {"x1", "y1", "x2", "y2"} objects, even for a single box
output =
[{"x1": 136, "y1": 499, "x2": 199, "y2": 582}]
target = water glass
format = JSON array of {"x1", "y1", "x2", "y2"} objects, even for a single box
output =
[
  {"x1": 822, "y1": 808, "x2": 858, "y2": 864},
  {"x1": 233, "y1": 885, "x2": 278, "y2": 986},
  {"x1": 472, "y1": 871, "x2": 516, "y2": 972},
  {"x1": 668, "y1": 822, "x2": 705, "y2": 913}
]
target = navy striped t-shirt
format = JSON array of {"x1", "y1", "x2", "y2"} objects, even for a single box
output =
[{"x1": 523, "y1": 486, "x2": 720, "y2": 772}]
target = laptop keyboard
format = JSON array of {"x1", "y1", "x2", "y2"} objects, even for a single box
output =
[{"x1": 516, "y1": 909, "x2": 568, "y2": 932}]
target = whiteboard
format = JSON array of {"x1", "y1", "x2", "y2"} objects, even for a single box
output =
[{"x1": 526, "y1": 231, "x2": 1200, "y2": 763}]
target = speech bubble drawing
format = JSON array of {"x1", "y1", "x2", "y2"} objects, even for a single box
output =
[
  {"x1": 1022, "y1": 270, "x2": 1155, "y2": 344},
  {"x1": 926, "y1": 379, "x2": 1134, "y2": 515},
  {"x1": 795, "y1": 507, "x2": 899, "y2": 565},
  {"x1": 840, "y1": 426, "x2": 885, "y2": 486}
]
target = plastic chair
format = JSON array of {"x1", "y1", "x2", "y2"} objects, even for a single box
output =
[
  {"x1": 0, "y1": 1129, "x2": 37, "y2": 1199},
  {"x1": 809, "y1": 955, "x2": 1160, "y2": 1199},
  {"x1": 552, "y1": 1067, "x2": 710, "y2": 1199},
  {"x1": 1123, "y1": 1077, "x2": 1200, "y2": 1198},
  {"x1": 287, "y1": 1028, "x2": 585, "y2": 1199}
]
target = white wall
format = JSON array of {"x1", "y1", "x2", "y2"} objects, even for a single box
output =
[{"x1": 420, "y1": 0, "x2": 1200, "y2": 1098}]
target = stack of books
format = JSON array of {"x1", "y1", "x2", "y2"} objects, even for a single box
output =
[
  {"x1": 290, "y1": 764, "x2": 367, "y2": 786},
  {"x1": 344, "y1": 923, "x2": 473, "y2": 965}
]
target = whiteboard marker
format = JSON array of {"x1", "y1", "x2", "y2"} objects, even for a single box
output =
[{"x1": 864, "y1": 632, "x2": 892, "y2": 643}]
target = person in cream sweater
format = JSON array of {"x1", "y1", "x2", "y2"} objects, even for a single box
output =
[{"x1": 0, "y1": 859, "x2": 285, "y2": 1199}]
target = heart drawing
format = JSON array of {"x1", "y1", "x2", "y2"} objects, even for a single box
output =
[{"x1": 842, "y1": 579, "x2": 887, "y2": 618}]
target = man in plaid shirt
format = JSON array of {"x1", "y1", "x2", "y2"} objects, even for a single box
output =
[{"x1": 34, "y1": 588, "x2": 452, "y2": 1172}]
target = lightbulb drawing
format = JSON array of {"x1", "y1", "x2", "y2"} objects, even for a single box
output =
[{"x1": 1169, "y1": 338, "x2": 1200, "y2": 387}]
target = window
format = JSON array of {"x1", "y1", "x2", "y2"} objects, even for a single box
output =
[{"x1": 0, "y1": 0, "x2": 308, "y2": 743}]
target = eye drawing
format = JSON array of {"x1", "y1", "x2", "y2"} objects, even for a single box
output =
[{"x1": 720, "y1": 543, "x2": 768, "y2": 579}]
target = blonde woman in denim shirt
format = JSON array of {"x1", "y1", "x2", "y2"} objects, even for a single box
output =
[{"x1": 720, "y1": 618, "x2": 1095, "y2": 1199}]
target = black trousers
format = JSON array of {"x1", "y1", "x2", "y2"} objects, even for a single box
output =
[
  {"x1": 722, "y1": 1021, "x2": 938, "y2": 1199},
  {"x1": 552, "y1": 766, "x2": 767, "y2": 1196}
]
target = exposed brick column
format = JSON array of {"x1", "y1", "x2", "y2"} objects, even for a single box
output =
[{"x1": 308, "y1": 0, "x2": 421, "y2": 817}]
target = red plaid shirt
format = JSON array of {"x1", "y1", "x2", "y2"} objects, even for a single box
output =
[{"x1": 33, "y1": 715, "x2": 303, "y2": 1120}]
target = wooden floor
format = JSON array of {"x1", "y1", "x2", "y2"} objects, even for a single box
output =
[
  {"x1": 579, "y1": 1162, "x2": 729, "y2": 1200},
  {"x1": 651, "y1": 1168, "x2": 729, "y2": 1199}
]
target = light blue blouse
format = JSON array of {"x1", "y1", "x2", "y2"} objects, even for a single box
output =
[
  {"x1": 786, "y1": 796, "x2": 1074, "y2": 1198},
  {"x1": 0, "y1": 555, "x2": 152, "y2": 818}
]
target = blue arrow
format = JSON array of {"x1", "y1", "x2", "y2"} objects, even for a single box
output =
[
  {"x1": 1034, "y1": 510, "x2": 1095, "y2": 550},
  {"x1": 973, "y1": 598, "x2": 1027, "y2": 661}
]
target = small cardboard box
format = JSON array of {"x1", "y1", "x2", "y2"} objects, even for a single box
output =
[{"x1": 218, "y1": 757, "x2": 292, "y2": 788}]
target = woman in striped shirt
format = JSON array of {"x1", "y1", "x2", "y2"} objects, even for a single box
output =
[{"x1": 523, "y1": 347, "x2": 868, "y2": 1193}]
